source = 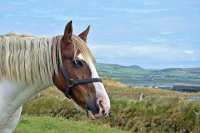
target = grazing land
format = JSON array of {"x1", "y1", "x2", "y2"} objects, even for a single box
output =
[
  {"x1": 15, "y1": 79, "x2": 200, "y2": 133},
  {"x1": 14, "y1": 116, "x2": 127, "y2": 133},
  {"x1": 97, "y1": 63, "x2": 200, "y2": 87}
]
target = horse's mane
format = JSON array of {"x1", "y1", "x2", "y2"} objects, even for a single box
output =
[{"x1": 0, "y1": 33, "x2": 94, "y2": 85}]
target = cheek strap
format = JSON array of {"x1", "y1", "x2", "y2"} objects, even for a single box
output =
[
  {"x1": 60, "y1": 62, "x2": 102, "y2": 99},
  {"x1": 55, "y1": 42, "x2": 102, "y2": 99}
]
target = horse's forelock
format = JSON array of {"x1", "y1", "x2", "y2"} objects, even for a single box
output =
[{"x1": 72, "y1": 35, "x2": 95, "y2": 64}]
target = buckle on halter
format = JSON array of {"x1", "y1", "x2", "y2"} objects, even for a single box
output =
[{"x1": 68, "y1": 79, "x2": 75, "y2": 88}]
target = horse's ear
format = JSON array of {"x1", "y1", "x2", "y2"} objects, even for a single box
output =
[
  {"x1": 79, "y1": 25, "x2": 90, "y2": 42},
  {"x1": 62, "y1": 20, "x2": 73, "y2": 43}
]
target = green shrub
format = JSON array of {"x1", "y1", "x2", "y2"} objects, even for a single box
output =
[
  {"x1": 23, "y1": 96, "x2": 84, "y2": 119},
  {"x1": 21, "y1": 83, "x2": 200, "y2": 133}
]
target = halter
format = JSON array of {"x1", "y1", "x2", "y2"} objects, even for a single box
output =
[
  {"x1": 56, "y1": 43, "x2": 102, "y2": 99},
  {"x1": 60, "y1": 63, "x2": 102, "y2": 98}
]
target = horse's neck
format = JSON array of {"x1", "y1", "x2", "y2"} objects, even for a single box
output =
[{"x1": 0, "y1": 80, "x2": 50, "y2": 119}]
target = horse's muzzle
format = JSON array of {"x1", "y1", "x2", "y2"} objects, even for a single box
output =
[{"x1": 86, "y1": 97, "x2": 110, "y2": 119}]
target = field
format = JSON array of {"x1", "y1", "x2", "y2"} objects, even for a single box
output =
[
  {"x1": 15, "y1": 79, "x2": 200, "y2": 133},
  {"x1": 97, "y1": 63, "x2": 200, "y2": 87},
  {"x1": 14, "y1": 116, "x2": 127, "y2": 133}
]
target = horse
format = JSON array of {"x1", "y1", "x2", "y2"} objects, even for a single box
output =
[{"x1": 0, "y1": 21, "x2": 110, "y2": 133}]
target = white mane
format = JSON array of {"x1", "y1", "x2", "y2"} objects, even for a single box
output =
[{"x1": 0, "y1": 33, "x2": 94, "y2": 85}]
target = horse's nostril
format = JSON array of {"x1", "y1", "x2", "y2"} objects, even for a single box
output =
[
  {"x1": 101, "y1": 109, "x2": 105, "y2": 115},
  {"x1": 98, "y1": 100, "x2": 104, "y2": 109},
  {"x1": 108, "y1": 112, "x2": 111, "y2": 117},
  {"x1": 97, "y1": 99, "x2": 107, "y2": 115},
  {"x1": 86, "y1": 102, "x2": 100, "y2": 114}
]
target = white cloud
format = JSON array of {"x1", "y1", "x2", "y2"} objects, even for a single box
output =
[
  {"x1": 100, "y1": 7, "x2": 169, "y2": 14},
  {"x1": 89, "y1": 44, "x2": 200, "y2": 62},
  {"x1": 160, "y1": 31, "x2": 174, "y2": 35},
  {"x1": 53, "y1": 15, "x2": 101, "y2": 21},
  {"x1": 7, "y1": 1, "x2": 26, "y2": 6},
  {"x1": 4, "y1": 9, "x2": 101, "y2": 22},
  {"x1": 143, "y1": 1, "x2": 160, "y2": 6},
  {"x1": 184, "y1": 50, "x2": 194, "y2": 55}
]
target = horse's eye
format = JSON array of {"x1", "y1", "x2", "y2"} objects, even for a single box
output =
[{"x1": 72, "y1": 60, "x2": 83, "y2": 68}]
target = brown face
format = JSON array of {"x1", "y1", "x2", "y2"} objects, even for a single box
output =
[{"x1": 53, "y1": 21, "x2": 100, "y2": 116}]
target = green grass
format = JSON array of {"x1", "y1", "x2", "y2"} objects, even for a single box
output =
[
  {"x1": 15, "y1": 116, "x2": 128, "y2": 133},
  {"x1": 20, "y1": 80, "x2": 200, "y2": 133},
  {"x1": 96, "y1": 63, "x2": 200, "y2": 86}
]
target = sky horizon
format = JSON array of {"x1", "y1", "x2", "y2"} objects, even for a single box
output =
[{"x1": 0, "y1": 0, "x2": 200, "y2": 69}]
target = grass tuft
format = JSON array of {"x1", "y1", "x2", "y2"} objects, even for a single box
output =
[{"x1": 18, "y1": 79, "x2": 200, "y2": 132}]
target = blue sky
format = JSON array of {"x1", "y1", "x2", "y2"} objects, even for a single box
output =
[{"x1": 0, "y1": 0, "x2": 200, "y2": 68}]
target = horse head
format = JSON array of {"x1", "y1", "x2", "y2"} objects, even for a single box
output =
[{"x1": 53, "y1": 21, "x2": 110, "y2": 119}]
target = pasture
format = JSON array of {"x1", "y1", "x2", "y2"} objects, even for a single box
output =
[
  {"x1": 14, "y1": 116, "x2": 127, "y2": 133},
  {"x1": 16, "y1": 79, "x2": 200, "y2": 133}
]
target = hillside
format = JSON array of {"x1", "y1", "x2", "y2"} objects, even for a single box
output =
[
  {"x1": 16, "y1": 80, "x2": 200, "y2": 133},
  {"x1": 96, "y1": 63, "x2": 200, "y2": 87}
]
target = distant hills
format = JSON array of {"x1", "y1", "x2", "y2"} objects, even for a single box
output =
[{"x1": 96, "y1": 63, "x2": 200, "y2": 87}]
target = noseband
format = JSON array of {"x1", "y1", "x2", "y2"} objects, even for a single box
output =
[
  {"x1": 56, "y1": 53, "x2": 102, "y2": 99},
  {"x1": 54, "y1": 41, "x2": 102, "y2": 98},
  {"x1": 60, "y1": 63, "x2": 102, "y2": 98}
]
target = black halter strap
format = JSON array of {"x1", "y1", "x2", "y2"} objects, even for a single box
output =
[
  {"x1": 55, "y1": 46, "x2": 102, "y2": 98},
  {"x1": 59, "y1": 63, "x2": 102, "y2": 98},
  {"x1": 60, "y1": 65, "x2": 102, "y2": 98},
  {"x1": 55, "y1": 41, "x2": 102, "y2": 98}
]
